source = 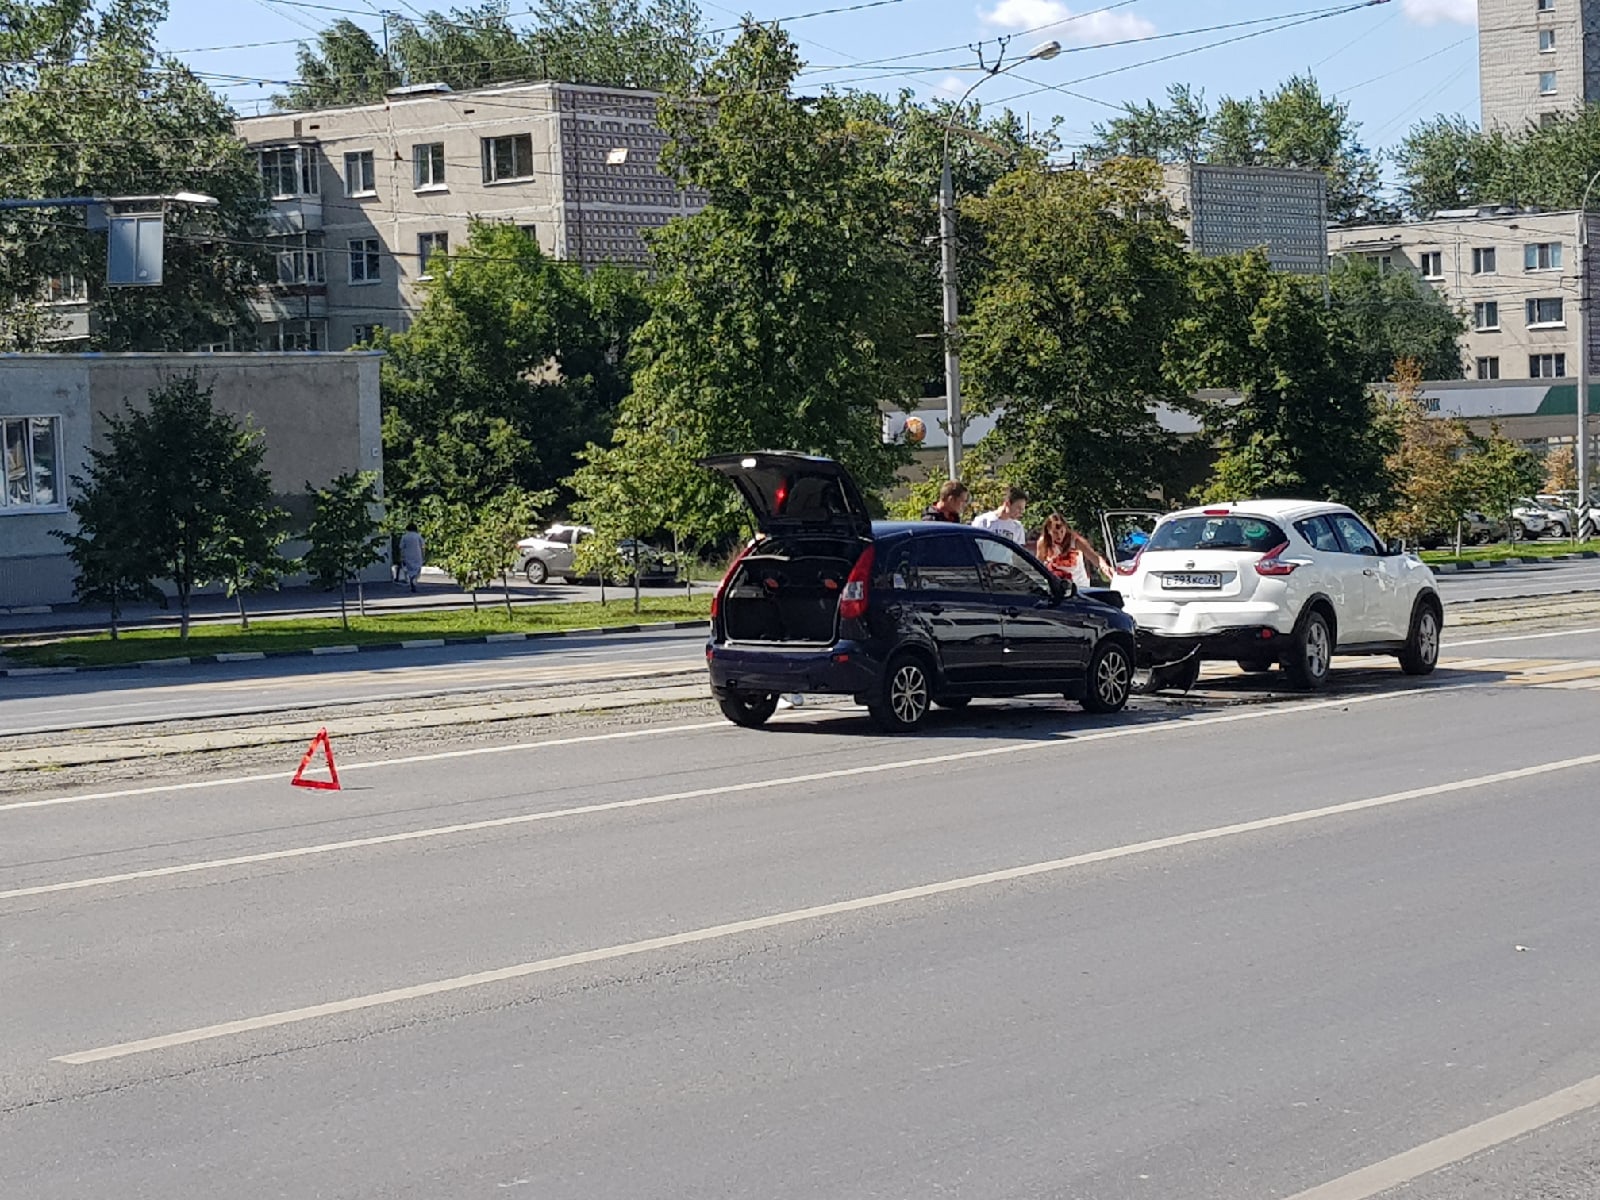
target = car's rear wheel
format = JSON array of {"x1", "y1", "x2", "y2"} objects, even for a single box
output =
[
  {"x1": 1283, "y1": 609, "x2": 1333, "y2": 691},
  {"x1": 717, "y1": 690, "x2": 778, "y2": 728},
  {"x1": 869, "y1": 653, "x2": 933, "y2": 733},
  {"x1": 1236, "y1": 656, "x2": 1274, "y2": 673},
  {"x1": 1081, "y1": 641, "x2": 1133, "y2": 714},
  {"x1": 525, "y1": 558, "x2": 549, "y2": 585},
  {"x1": 1549, "y1": 521, "x2": 1569, "y2": 539},
  {"x1": 1398, "y1": 602, "x2": 1440, "y2": 676}
]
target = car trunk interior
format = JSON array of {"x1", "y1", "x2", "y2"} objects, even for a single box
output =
[{"x1": 721, "y1": 536, "x2": 866, "y2": 644}]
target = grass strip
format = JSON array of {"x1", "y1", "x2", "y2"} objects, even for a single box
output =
[
  {"x1": 1419, "y1": 540, "x2": 1600, "y2": 566},
  {"x1": 2, "y1": 597, "x2": 711, "y2": 669}
]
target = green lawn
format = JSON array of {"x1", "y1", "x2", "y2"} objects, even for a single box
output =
[
  {"x1": 2, "y1": 596, "x2": 711, "y2": 669},
  {"x1": 1419, "y1": 540, "x2": 1600, "y2": 566}
]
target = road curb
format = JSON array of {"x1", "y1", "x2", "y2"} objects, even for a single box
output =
[
  {"x1": 1432, "y1": 551, "x2": 1600, "y2": 573},
  {"x1": 0, "y1": 619, "x2": 710, "y2": 677}
]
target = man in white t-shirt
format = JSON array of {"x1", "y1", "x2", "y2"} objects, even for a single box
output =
[{"x1": 972, "y1": 486, "x2": 1028, "y2": 545}]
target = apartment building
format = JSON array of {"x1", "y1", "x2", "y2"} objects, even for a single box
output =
[
  {"x1": 234, "y1": 80, "x2": 703, "y2": 351},
  {"x1": 1161, "y1": 163, "x2": 1328, "y2": 275},
  {"x1": 1478, "y1": 0, "x2": 1600, "y2": 130},
  {"x1": 1328, "y1": 207, "x2": 1600, "y2": 382}
]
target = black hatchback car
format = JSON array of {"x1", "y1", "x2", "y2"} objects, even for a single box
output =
[{"x1": 701, "y1": 452, "x2": 1139, "y2": 732}]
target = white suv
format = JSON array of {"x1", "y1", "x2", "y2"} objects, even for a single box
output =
[{"x1": 1113, "y1": 501, "x2": 1443, "y2": 690}]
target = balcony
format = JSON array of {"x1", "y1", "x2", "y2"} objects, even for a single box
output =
[{"x1": 266, "y1": 194, "x2": 323, "y2": 235}]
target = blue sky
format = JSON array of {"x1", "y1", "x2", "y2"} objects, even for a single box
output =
[{"x1": 163, "y1": 0, "x2": 1480, "y2": 164}]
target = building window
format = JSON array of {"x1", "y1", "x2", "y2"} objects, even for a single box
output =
[
  {"x1": 1476, "y1": 356, "x2": 1500, "y2": 380},
  {"x1": 1368, "y1": 253, "x2": 1393, "y2": 275},
  {"x1": 1540, "y1": 29, "x2": 1557, "y2": 51},
  {"x1": 39, "y1": 272, "x2": 88, "y2": 303},
  {"x1": 1540, "y1": 70, "x2": 1558, "y2": 94},
  {"x1": 517, "y1": 223, "x2": 538, "y2": 243},
  {"x1": 1419, "y1": 250, "x2": 1444, "y2": 278},
  {"x1": 1474, "y1": 301, "x2": 1500, "y2": 330},
  {"x1": 2, "y1": 416, "x2": 62, "y2": 511},
  {"x1": 272, "y1": 324, "x2": 323, "y2": 352},
  {"x1": 259, "y1": 146, "x2": 318, "y2": 198},
  {"x1": 413, "y1": 142, "x2": 446, "y2": 189},
  {"x1": 482, "y1": 133, "x2": 534, "y2": 183},
  {"x1": 344, "y1": 150, "x2": 376, "y2": 196},
  {"x1": 1526, "y1": 296, "x2": 1564, "y2": 326},
  {"x1": 1525, "y1": 241, "x2": 1563, "y2": 270},
  {"x1": 1472, "y1": 247, "x2": 1497, "y2": 274},
  {"x1": 1531, "y1": 353, "x2": 1567, "y2": 377},
  {"x1": 348, "y1": 238, "x2": 381, "y2": 284},
  {"x1": 1541, "y1": 111, "x2": 1562, "y2": 128},
  {"x1": 351, "y1": 323, "x2": 384, "y2": 345},
  {"x1": 417, "y1": 231, "x2": 448, "y2": 277},
  {"x1": 1538, "y1": 0, "x2": 1555, "y2": 10},
  {"x1": 275, "y1": 247, "x2": 325, "y2": 285}
]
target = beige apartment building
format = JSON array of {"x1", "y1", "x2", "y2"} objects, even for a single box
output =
[
  {"x1": 234, "y1": 80, "x2": 703, "y2": 351},
  {"x1": 1329, "y1": 207, "x2": 1600, "y2": 383},
  {"x1": 1478, "y1": 0, "x2": 1600, "y2": 130},
  {"x1": 1161, "y1": 163, "x2": 1328, "y2": 275}
]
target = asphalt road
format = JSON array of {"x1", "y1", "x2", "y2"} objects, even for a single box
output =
[
  {"x1": 1435, "y1": 557, "x2": 1600, "y2": 603},
  {"x1": 5, "y1": 627, "x2": 1600, "y2": 1198}
]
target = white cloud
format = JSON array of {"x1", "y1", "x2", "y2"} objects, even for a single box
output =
[
  {"x1": 979, "y1": 0, "x2": 1157, "y2": 44},
  {"x1": 1401, "y1": 0, "x2": 1476, "y2": 26}
]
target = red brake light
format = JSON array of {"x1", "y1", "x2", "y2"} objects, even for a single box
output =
[
  {"x1": 839, "y1": 545, "x2": 875, "y2": 621},
  {"x1": 1254, "y1": 542, "x2": 1301, "y2": 576},
  {"x1": 1203, "y1": 508, "x2": 1230, "y2": 515},
  {"x1": 1113, "y1": 545, "x2": 1144, "y2": 577},
  {"x1": 774, "y1": 480, "x2": 789, "y2": 514},
  {"x1": 711, "y1": 543, "x2": 753, "y2": 620}
]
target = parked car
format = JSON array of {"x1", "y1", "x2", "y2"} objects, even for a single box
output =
[
  {"x1": 1527, "y1": 494, "x2": 1577, "y2": 539},
  {"x1": 1112, "y1": 500, "x2": 1444, "y2": 691},
  {"x1": 700, "y1": 452, "x2": 1139, "y2": 732},
  {"x1": 564, "y1": 538, "x2": 680, "y2": 587},
  {"x1": 1417, "y1": 511, "x2": 1496, "y2": 550},
  {"x1": 515, "y1": 523, "x2": 590, "y2": 584},
  {"x1": 1509, "y1": 499, "x2": 1550, "y2": 541}
]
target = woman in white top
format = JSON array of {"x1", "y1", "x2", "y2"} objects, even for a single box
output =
[{"x1": 1035, "y1": 512, "x2": 1110, "y2": 591}]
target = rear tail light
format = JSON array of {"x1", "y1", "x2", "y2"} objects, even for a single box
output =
[
  {"x1": 710, "y1": 543, "x2": 753, "y2": 620},
  {"x1": 1254, "y1": 542, "x2": 1305, "y2": 577},
  {"x1": 839, "y1": 545, "x2": 875, "y2": 621},
  {"x1": 1113, "y1": 546, "x2": 1143, "y2": 578}
]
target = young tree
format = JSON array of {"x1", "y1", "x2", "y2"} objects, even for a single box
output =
[
  {"x1": 961, "y1": 158, "x2": 1192, "y2": 529},
  {"x1": 1328, "y1": 254, "x2": 1466, "y2": 383},
  {"x1": 304, "y1": 471, "x2": 385, "y2": 629},
  {"x1": 1171, "y1": 250, "x2": 1396, "y2": 513},
  {"x1": 277, "y1": 18, "x2": 398, "y2": 109},
  {"x1": 569, "y1": 433, "x2": 670, "y2": 611},
  {"x1": 214, "y1": 474, "x2": 291, "y2": 631},
  {"x1": 1545, "y1": 444, "x2": 1578, "y2": 495},
  {"x1": 478, "y1": 487, "x2": 544, "y2": 616},
  {"x1": 53, "y1": 468, "x2": 163, "y2": 641},
  {"x1": 1461, "y1": 426, "x2": 1543, "y2": 543},
  {"x1": 1376, "y1": 359, "x2": 1471, "y2": 547},
  {"x1": 73, "y1": 376, "x2": 283, "y2": 640},
  {"x1": 0, "y1": 0, "x2": 268, "y2": 351},
  {"x1": 574, "y1": 24, "x2": 925, "y2": 545}
]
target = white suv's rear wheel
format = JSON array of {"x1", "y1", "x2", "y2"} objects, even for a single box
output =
[
  {"x1": 1284, "y1": 610, "x2": 1332, "y2": 691},
  {"x1": 1399, "y1": 603, "x2": 1440, "y2": 676}
]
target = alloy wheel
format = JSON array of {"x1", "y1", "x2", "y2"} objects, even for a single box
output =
[
  {"x1": 1305, "y1": 620, "x2": 1331, "y2": 680},
  {"x1": 1095, "y1": 647, "x2": 1130, "y2": 708},
  {"x1": 890, "y1": 663, "x2": 929, "y2": 725}
]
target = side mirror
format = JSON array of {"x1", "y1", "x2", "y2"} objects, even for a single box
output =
[
  {"x1": 1386, "y1": 538, "x2": 1406, "y2": 556},
  {"x1": 1051, "y1": 574, "x2": 1072, "y2": 602}
]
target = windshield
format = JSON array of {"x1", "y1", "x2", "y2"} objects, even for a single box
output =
[{"x1": 1149, "y1": 514, "x2": 1286, "y2": 553}]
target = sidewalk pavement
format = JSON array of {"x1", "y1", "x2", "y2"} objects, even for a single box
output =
[{"x1": 1, "y1": 569, "x2": 712, "y2": 638}]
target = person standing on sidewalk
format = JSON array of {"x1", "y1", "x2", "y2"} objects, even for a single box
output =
[
  {"x1": 398, "y1": 523, "x2": 426, "y2": 593},
  {"x1": 921, "y1": 480, "x2": 969, "y2": 523},
  {"x1": 972, "y1": 486, "x2": 1028, "y2": 545}
]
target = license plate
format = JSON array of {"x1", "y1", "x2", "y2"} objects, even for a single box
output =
[{"x1": 1162, "y1": 572, "x2": 1222, "y2": 589}]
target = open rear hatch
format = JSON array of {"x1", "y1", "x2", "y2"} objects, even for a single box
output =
[{"x1": 700, "y1": 452, "x2": 873, "y2": 645}]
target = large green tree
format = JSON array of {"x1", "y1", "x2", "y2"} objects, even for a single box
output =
[
  {"x1": 280, "y1": 0, "x2": 715, "y2": 108},
  {"x1": 1395, "y1": 104, "x2": 1600, "y2": 217},
  {"x1": 960, "y1": 158, "x2": 1192, "y2": 529},
  {"x1": 573, "y1": 24, "x2": 926, "y2": 543},
  {"x1": 1089, "y1": 75, "x2": 1392, "y2": 224},
  {"x1": 1171, "y1": 250, "x2": 1396, "y2": 512},
  {"x1": 1328, "y1": 254, "x2": 1465, "y2": 382},
  {"x1": 380, "y1": 221, "x2": 646, "y2": 513},
  {"x1": 0, "y1": 0, "x2": 267, "y2": 350}
]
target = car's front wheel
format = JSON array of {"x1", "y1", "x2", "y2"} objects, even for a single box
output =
[
  {"x1": 1283, "y1": 609, "x2": 1333, "y2": 691},
  {"x1": 1398, "y1": 602, "x2": 1441, "y2": 676},
  {"x1": 525, "y1": 558, "x2": 549, "y2": 585},
  {"x1": 869, "y1": 652, "x2": 933, "y2": 733},
  {"x1": 1081, "y1": 641, "x2": 1133, "y2": 714},
  {"x1": 717, "y1": 690, "x2": 778, "y2": 728},
  {"x1": 1549, "y1": 522, "x2": 1569, "y2": 539}
]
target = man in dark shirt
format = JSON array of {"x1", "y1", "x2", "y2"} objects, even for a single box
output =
[{"x1": 921, "y1": 480, "x2": 969, "y2": 523}]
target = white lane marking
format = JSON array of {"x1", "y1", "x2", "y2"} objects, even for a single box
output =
[
  {"x1": 0, "y1": 690, "x2": 1484, "y2": 899},
  {"x1": 1281, "y1": 1073, "x2": 1600, "y2": 1200},
  {"x1": 1446, "y1": 626, "x2": 1600, "y2": 648},
  {"x1": 53, "y1": 749, "x2": 1600, "y2": 1064}
]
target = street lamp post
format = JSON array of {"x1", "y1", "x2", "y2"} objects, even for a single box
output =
[
  {"x1": 938, "y1": 39, "x2": 1059, "y2": 480},
  {"x1": 1578, "y1": 173, "x2": 1600, "y2": 521}
]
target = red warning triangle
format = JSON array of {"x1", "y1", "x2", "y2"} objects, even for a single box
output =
[{"x1": 291, "y1": 727, "x2": 341, "y2": 791}]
